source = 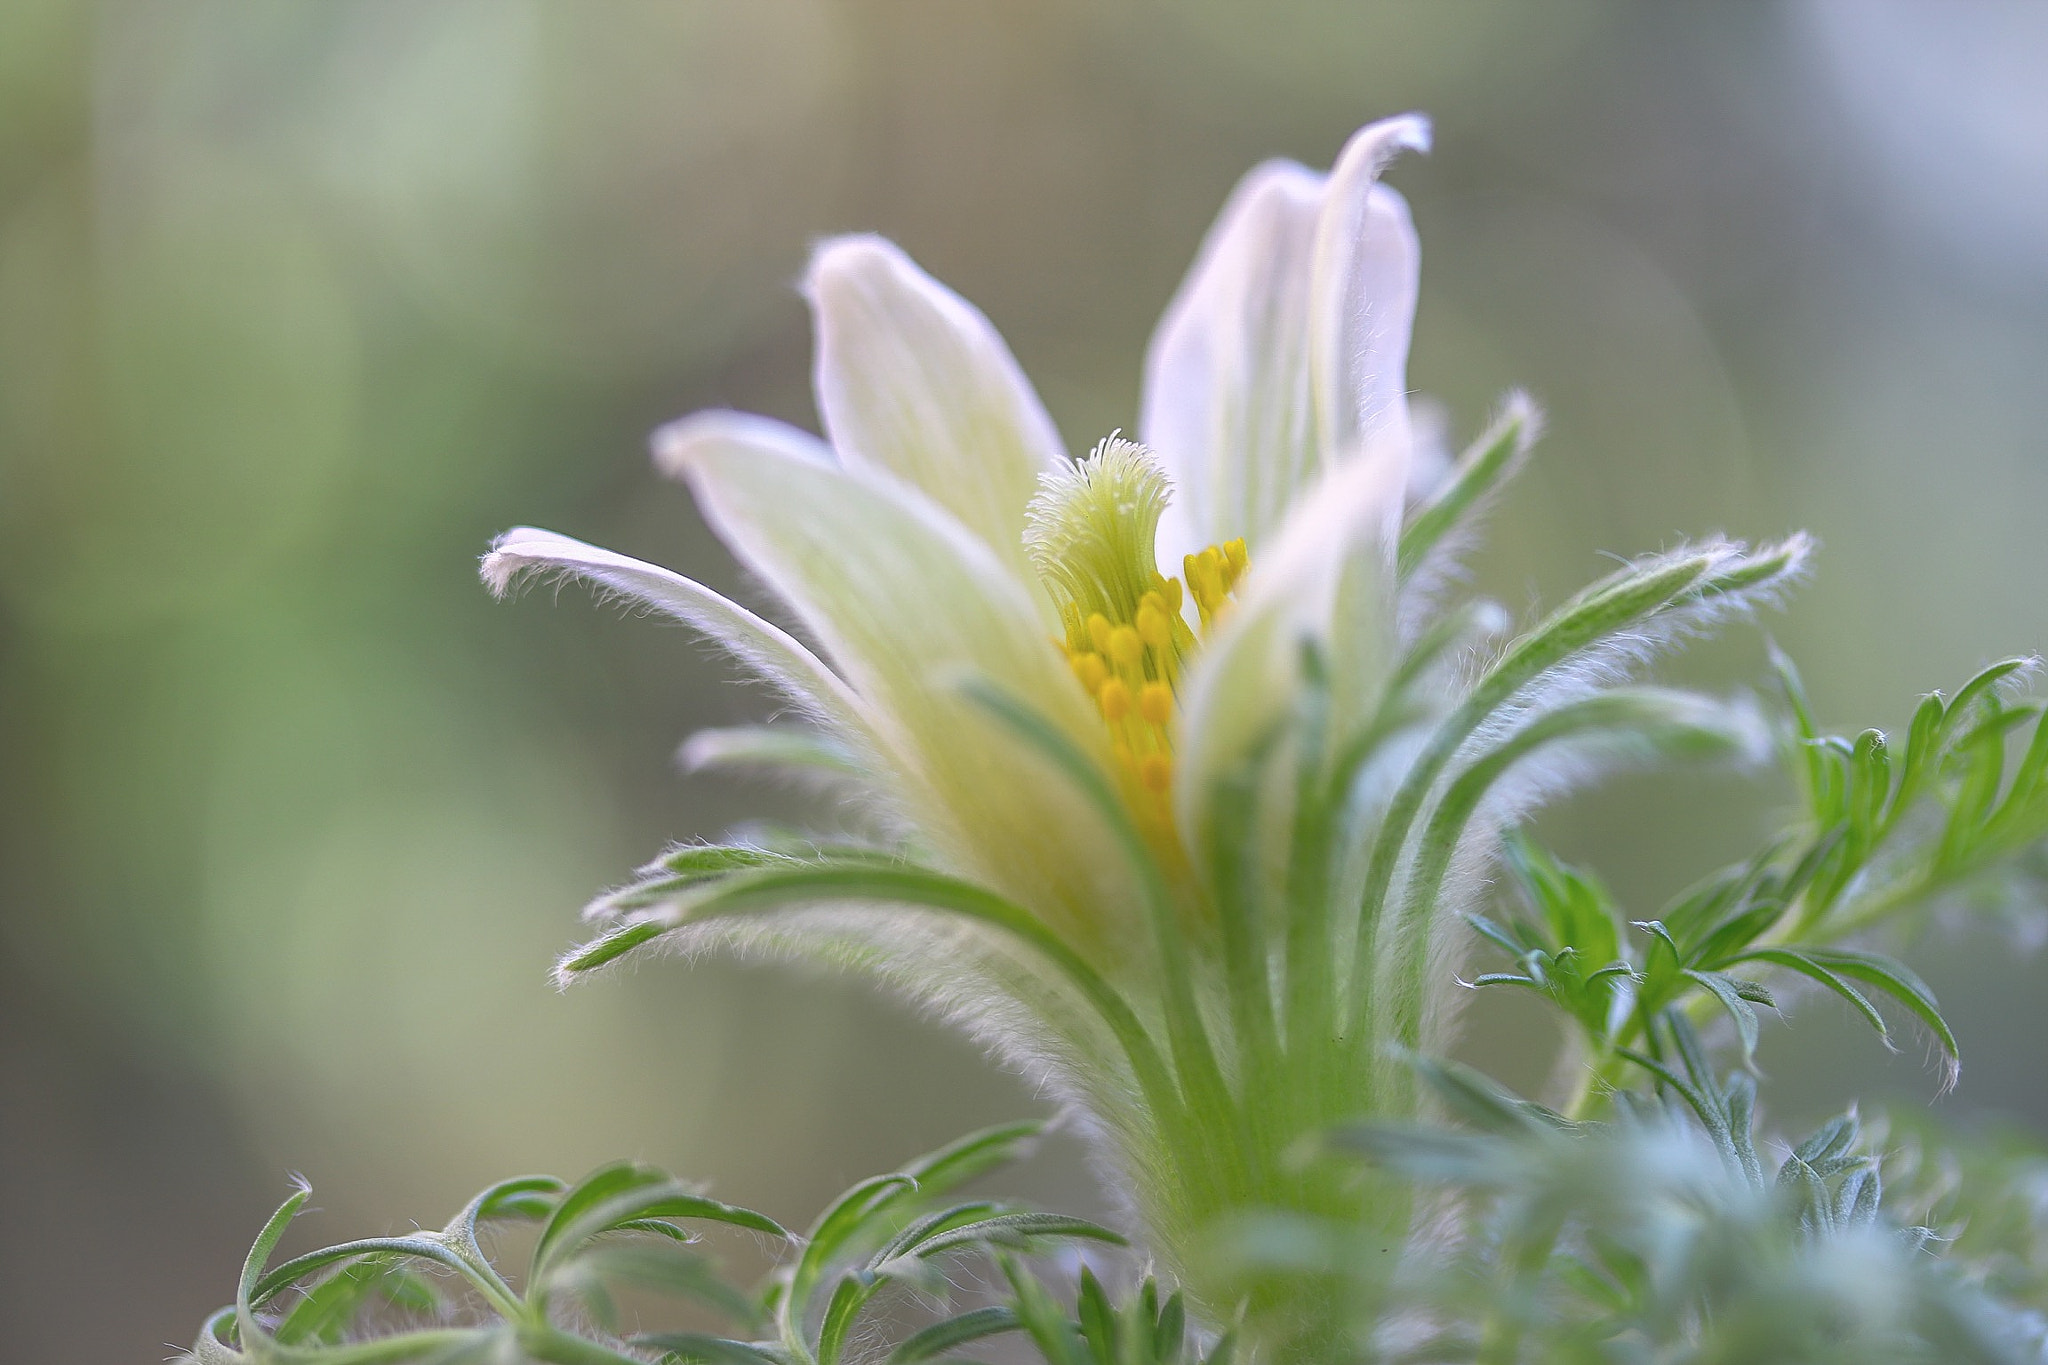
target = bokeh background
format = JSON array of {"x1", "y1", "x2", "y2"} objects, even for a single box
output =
[{"x1": 5, "y1": 2, "x2": 2048, "y2": 1358}]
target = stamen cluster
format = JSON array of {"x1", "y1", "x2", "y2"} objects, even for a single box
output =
[{"x1": 1025, "y1": 436, "x2": 1247, "y2": 807}]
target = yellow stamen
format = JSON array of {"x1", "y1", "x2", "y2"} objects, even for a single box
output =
[
  {"x1": 1135, "y1": 605, "x2": 1169, "y2": 652},
  {"x1": 1070, "y1": 651, "x2": 1108, "y2": 695},
  {"x1": 1098, "y1": 677, "x2": 1132, "y2": 723},
  {"x1": 1139, "y1": 681, "x2": 1173, "y2": 727},
  {"x1": 1022, "y1": 432, "x2": 1250, "y2": 822}
]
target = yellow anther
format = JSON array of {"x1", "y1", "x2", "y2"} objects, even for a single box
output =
[
  {"x1": 1139, "y1": 681, "x2": 1173, "y2": 726},
  {"x1": 1222, "y1": 537, "x2": 1248, "y2": 585},
  {"x1": 1070, "y1": 651, "x2": 1108, "y2": 695},
  {"x1": 1087, "y1": 612, "x2": 1113, "y2": 655},
  {"x1": 1108, "y1": 625, "x2": 1144, "y2": 669},
  {"x1": 1140, "y1": 753, "x2": 1172, "y2": 793},
  {"x1": 1098, "y1": 677, "x2": 1132, "y2": 722},
  {"x1": 1135, "y1": 603, "x2": 1171, "y2": 651},
  {"x1": 1161, "y1": 576, "x2": 1184, "y2": 613}
]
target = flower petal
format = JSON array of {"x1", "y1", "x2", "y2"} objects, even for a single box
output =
[
  {"x1": 806, "y1": 235, "x2": 1066, "y2": 590},
  {"x1": 1141, "y1": 159, "x2": 1325, "y2": 559},
  {"x1": 1173, "y1": 451, "x2": 1407, "y2": 843},
  {"x1": 481, "y1": 524, "x2": 871, "y2": 742},
  {"x1": 1141, "y1": 113, "x2": 1427, "y2": 562},
  {"x1": 655, "y1": 409, "x2": 1145, "y2": 960},
  {"x1": 1309, "y1": 114, "x2": 1429, "y2": 479}
]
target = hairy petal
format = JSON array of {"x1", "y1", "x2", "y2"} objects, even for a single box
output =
[
  {"x1": 480, "y1": 524, "x2": 872, "y2": 744},
  {"x1": 1142, "y1": 160, "x2": 1324, "y2": 560},
  {"x1": 806, "y1": 235, "x2": 1066, "y2": 593},
  {"x1": 1141, "y1": 113, "x2": 1427, "y2": 561},
  {"x1": 655, "y1": 410, "x2": 1145, "y2": 960},
  {"x1": 1174, "y1": 453, "x2": 1407, "y2": 846},
  {"x1": 1310, "y1": 115, "x2": 1429, "y2": 479}
]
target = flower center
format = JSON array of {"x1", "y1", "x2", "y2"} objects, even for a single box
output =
[{"x1": 1025, "y1": 435, "x2": 1247, "y2": 808}]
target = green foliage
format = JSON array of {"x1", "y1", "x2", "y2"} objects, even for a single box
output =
[
  {"x1": 1459, "y1": 655, "x2": 2048, "y2": 1118},
  {"x1": 187, "y1": 1121, "x2": 1124, "y2": 1365},
  {"x1": 1214, "y1": 1059, "x2": 2047, "y2": 1364}
]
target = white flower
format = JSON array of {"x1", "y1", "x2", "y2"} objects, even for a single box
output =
[{"x1": 483, "y1": 113, "x2": 1805, "y2": 1316}]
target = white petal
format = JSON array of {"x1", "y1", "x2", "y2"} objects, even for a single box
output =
[
  {"x1": 657, "y1": 410, "x2": 1146, "y2": 960},
  {"x1": 1309, "y1": 114, "x2": 1429, "y2": 481},
  {"x1": 481, "y1": 525, "x2": 871, "y2": 742},
  {"x1": 1173, "y1": 453, "x2": 1406, "y2": 843},
  {"x1": 1141, "y1": 160, "x2": 1324, "y2": 559},
  {"x1": 806, "y1": 235, "x2": 1066, "y2": 590}
]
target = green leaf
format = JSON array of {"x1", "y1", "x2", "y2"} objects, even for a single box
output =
[
  {"x1": 470, "y1": 1175, "x2": 567, "y2": 1224},
  {"x1": 900, "y1": 1119, "x2": 1046, "y2": 1195},
  {"x1": 1788, "y1": 1113, "x2": 1860, "y2": 1173},
  {"x1": 585, "y1": 846, "x2": 808, "y2": 920},
  {"x1": 814, "y1": 1270, "x2": 877, "y2": 1365},
  {"x1": 533, "y1": 1164, "x2": 786, "y2": 1284},
  {"x1": 1398, "y1": 395, "x2": 1537, "y2": 579},
  {"x1": 656, "y1": 844, "x2": 801, "y2": 879},
  {"x1": 1152, "y1": 1290, "x2": 1187, "y2": 1365},
  {"x1": 1886, "y1": 689, "x2": 1949, "y2": 828},
  {"x1": 904, "y1": 1212, "x2": 1126, "y2": 1260},
  {"x1": 1076, "y1": 1267, "x2": 1118, "y2": 1365},
  {"x1": 632, "y1": 1333, "x2": 791, "y2": 1365},
  {"x1": 438, "y1": 1174, "x2": 565, "y2": 1300},
  {"x1": 867, "y1": 1202, "x2": 1001, "y2": 1266},
  {"x1": 1799, "y1": 948, "x2": 1961, "y2": 1091},
  {"x1": 273, "y1": 1256, "x2": 441, "y2": 1347},
  {"x1": 1939, "y1": 657, "x2": 2034, "y2": 739},
  {"x1": 558, "y1": 917, "x2": 670, "y2": 974},
  {"x1": 1402, "y1": 1052, "x2": 1572, "y2": 1136},
  {"x1": 1464, "y1": 911, "x2": 1531, "y2": 960},
  {"x1": 999, "y1": 1252, "x2": 1090, "y2": 1365},
  {"x1": 678, "y1": 725, "x2": 863, "y2": 778},
  {"x1": 236, "y1": 1178, "x2": 314, "y2": 1338},
  {"x1": 1730, "y1": 947, "x2": 1894, "y2": 1050},
  {"x1": 1770, "y1": 640, "x2": 1828, "y2": 813},
  {"x1": 1849, "y1": 728, "x2": 1891, "y2": 841},
  {"x1": 555, "y1": 860, "x2": 1179, "y2": 1152},
  {"x1": 888, "y1": 1306, "x2": 1024, "y2": 1364},
  {"x1": 553, "y1": 1242, "x2": 762, "y2": 1330},
  {"x1": 251, "y1": 1234, "x2": 522, "y2": 1322},
  {"x1": 1682, "y1": 969, "x2": 1767, "y2": 1063},
  {"x1": 788, "y1": 1172, "x2": 920, "y2": 1326}
]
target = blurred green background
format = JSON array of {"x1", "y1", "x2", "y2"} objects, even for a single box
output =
[{"x1": 4, "y1": 2, "x2": 2047, "y2": 1358}]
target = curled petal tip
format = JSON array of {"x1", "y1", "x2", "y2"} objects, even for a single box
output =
[
  {"x1": 1332, "y1": 113, "x2": 1432, "y2": 188},
  {"x1": 801, "y1": 232, "x2": 903, "y2": 301},
  {"x1": 1387, "y1": 111, "x2": 1432, "y2": 155},
  {"x1": 480, "y1": 525, "x2": 554, "y2": 598}
]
